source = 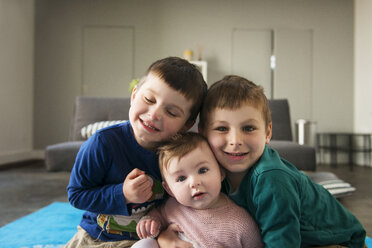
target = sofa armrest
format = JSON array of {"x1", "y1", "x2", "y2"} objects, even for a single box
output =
[
  {"x1": 268, "y1": 140, "x2": 316, "y2": 171},
  {"x1": 45, "y1": 141, "x2": 84, "y2": 172}
]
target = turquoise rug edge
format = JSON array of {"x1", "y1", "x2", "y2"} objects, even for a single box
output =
[
  {"x1": 0, "y1": 202, "x2": 83, "y2": 248},
  {"x1": 367, "y1": 236, "x2": 372, "y2": 247},
  {"x1": 0, "y1": 202, "x2": 371, "y2": 247}
]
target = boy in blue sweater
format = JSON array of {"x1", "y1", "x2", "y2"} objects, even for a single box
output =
[
  {"x1": 65, "y1": 57, "x2": 207, "y2": 248},
  {"x1": 198, "y1": 75, "x2": 366, "y2": 248}
]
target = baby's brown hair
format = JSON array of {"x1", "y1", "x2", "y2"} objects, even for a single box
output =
[{"x1": 158, "y1": 132, "x2": 210, "y2": 180}]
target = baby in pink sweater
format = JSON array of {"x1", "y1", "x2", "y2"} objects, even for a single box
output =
[{"x1": 132, "y1": 132, "x2": 263, "y2": 248}]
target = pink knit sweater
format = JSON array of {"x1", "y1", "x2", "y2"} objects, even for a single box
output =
[{"x1": 148, "y1": 195, "x2": 264, "y2": 248}]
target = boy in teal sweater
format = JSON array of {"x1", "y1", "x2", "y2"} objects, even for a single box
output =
[{"x1": 197, "y1": 75, "x2": 366, "y2": 248}]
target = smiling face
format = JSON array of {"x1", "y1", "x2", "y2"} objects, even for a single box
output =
[
  {"x1": 162, "y1": 141, "x2": 225, "y2": 210},
  {"x1": 204, "y1": 103, "x2": 272, "y2": 179},
  {"x1": 129, "y1": 72, "x2": 193, "y2": 150}
]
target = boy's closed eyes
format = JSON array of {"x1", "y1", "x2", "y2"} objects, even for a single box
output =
[{"x1": 143, "y1": 94, "x2": 185, "y2": 118}]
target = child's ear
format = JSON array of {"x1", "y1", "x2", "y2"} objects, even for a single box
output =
[
  {"x1": 130, "y1": 85, "x2": 137, "y2": 105},
  {"x1": 265, "y1": 122, "x2": 273, "y2": 144},
  {"x1": 220, "y1": 167, "x2": 226, "y2": 181},
  {"x1": 162, "y1": 181, "x2": 174, "y2": 197},
  {"x1": 198, "y1": 123, "x2": 207, "y2": 135}
]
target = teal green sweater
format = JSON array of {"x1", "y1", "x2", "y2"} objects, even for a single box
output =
[{"x1": 222, "y1": 146, "x2": 366, "y2": 248}]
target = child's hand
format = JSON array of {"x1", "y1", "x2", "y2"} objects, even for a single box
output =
[
  {"x1": 157, "y1": 224, "x2": 194, "y2": 248},
  {"x1": 136, "y1": 218, "x2": 160, "y2": 239},
  {"x1": 123, "y1": 168, "x2": 153, "y2": 204}
]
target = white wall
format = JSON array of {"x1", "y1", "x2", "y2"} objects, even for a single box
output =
[
  {"x1": 354, "y1": 0, "x2": 372, "y2": 133},
  {"x1": 0, "y1": 0, "x2": 36, "y2": 165},
  {"x1": 0, "y1": 0, "x2": 363, "y2": 165},
  {"x1": 33, "y1": 0, "x2": 355, "y2": 150}
]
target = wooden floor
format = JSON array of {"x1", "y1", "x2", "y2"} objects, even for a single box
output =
[
  {"x1": 0, "y1": 160, "x2": 371, "y2": 236},
  {"x1": 0, "y1": 160, "x2": 70, "y2": 227}
]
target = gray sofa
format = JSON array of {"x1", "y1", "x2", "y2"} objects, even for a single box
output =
[
  {"x1": 45, "y1": 97, "x2": 130, "y2": 171},
  {"x1": 45, "y1": 97, "x2": 316, "y2": 172},
  {"x1": 268, "y1": 99, "x2": 316, "y2": 171}
]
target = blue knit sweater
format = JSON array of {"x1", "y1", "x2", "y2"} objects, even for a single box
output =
[{"x1": 67, "y1": 121, "x2": 165, "y2": 241}]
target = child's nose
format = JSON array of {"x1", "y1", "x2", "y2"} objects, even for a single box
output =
[
  {"x1": 190, "y1": 177, "x2": 201, "y2": 188},
  {"x1": 229, "y1": 130, "x2": 242, "y2": 146},
  {"x1": 148, "y1": 105, "x2": 161, "y2": 120}
]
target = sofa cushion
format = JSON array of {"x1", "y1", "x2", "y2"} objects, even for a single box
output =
[
  {"x1": 305, "y1": 171, "x2": 356, "y2": 198},
  {"x1": 80, "y1": 120, "x2": 126, "y2": 139},
  {"x1": 45, "y1": 141, "x2": 85, "y2": 171},
  {"x1": 269, "y1": 99, "x2": 293, "y2": 141},
  {"x1": 70, "y1": 97, "x2": 130, "y2": 141},
  {"x1": 268, "y1": 140, "x2": 316, "y2": 171}
]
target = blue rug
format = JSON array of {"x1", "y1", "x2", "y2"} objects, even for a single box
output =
[
  {"x1": 0, "y1": 202, "x2": 83, "y2": 248},
  {"x1": 0, "y1": 202, "x2": 371, "y2": 248},
  {"x1": 367, "y1": 237, "x2": 372, "y2": 247}
]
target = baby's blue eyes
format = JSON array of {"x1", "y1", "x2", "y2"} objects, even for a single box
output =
[
  {"x1": 175, "y1": 168, "x2": 208, "y2": 182},
  {"x1": 176, "y1": 176, "x2": 186, "y2": 182}
]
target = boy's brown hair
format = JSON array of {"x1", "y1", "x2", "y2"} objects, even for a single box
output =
[
  {"x1": 158, "y1": 132, "x2": 210, "y2": 180},
  {"x1": 199, "y1": 75, "x2": 272, "y2": 131},
  {"x1": 137, "y1": 57, "x2": 207, "y2": 124}
]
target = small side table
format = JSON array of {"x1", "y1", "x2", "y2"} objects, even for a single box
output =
[{"x1": 316, "y1": 132, "x2": 372, "y2": 168}]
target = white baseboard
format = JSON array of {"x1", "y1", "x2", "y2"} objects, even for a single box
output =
[{"x1": 0, "y1": 149, "x2": 45, "y2": 166}]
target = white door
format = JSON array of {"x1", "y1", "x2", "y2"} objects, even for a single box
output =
[
  {"x1": 231, "y1": 29, "x2": 273, "y2": 98},
  {"x1": 274, "y1": 28, "x2": 313, "y2": 128}
]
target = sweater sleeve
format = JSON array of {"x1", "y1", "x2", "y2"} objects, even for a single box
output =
[
  {"x1": 67, "y1": 134, "x2": 128, "y2": 215},
  {"x1": 252, "y1": 170, "x2": 301, "y2": 247},
  {"x1": 140, "y1": 202, "x2": 170, "y2": 237}
]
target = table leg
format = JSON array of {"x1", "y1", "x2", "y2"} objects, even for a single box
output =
[{"x1": 330, "y1": 134, "x2": 337, "y2": 166}]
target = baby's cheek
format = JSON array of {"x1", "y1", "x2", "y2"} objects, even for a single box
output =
[
  {"x1": 173, "y1": 190, "x2": 188, "y2": 205},
  {"x1": 208, "y1": 136, "x2": 224, "y2": 151}
]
